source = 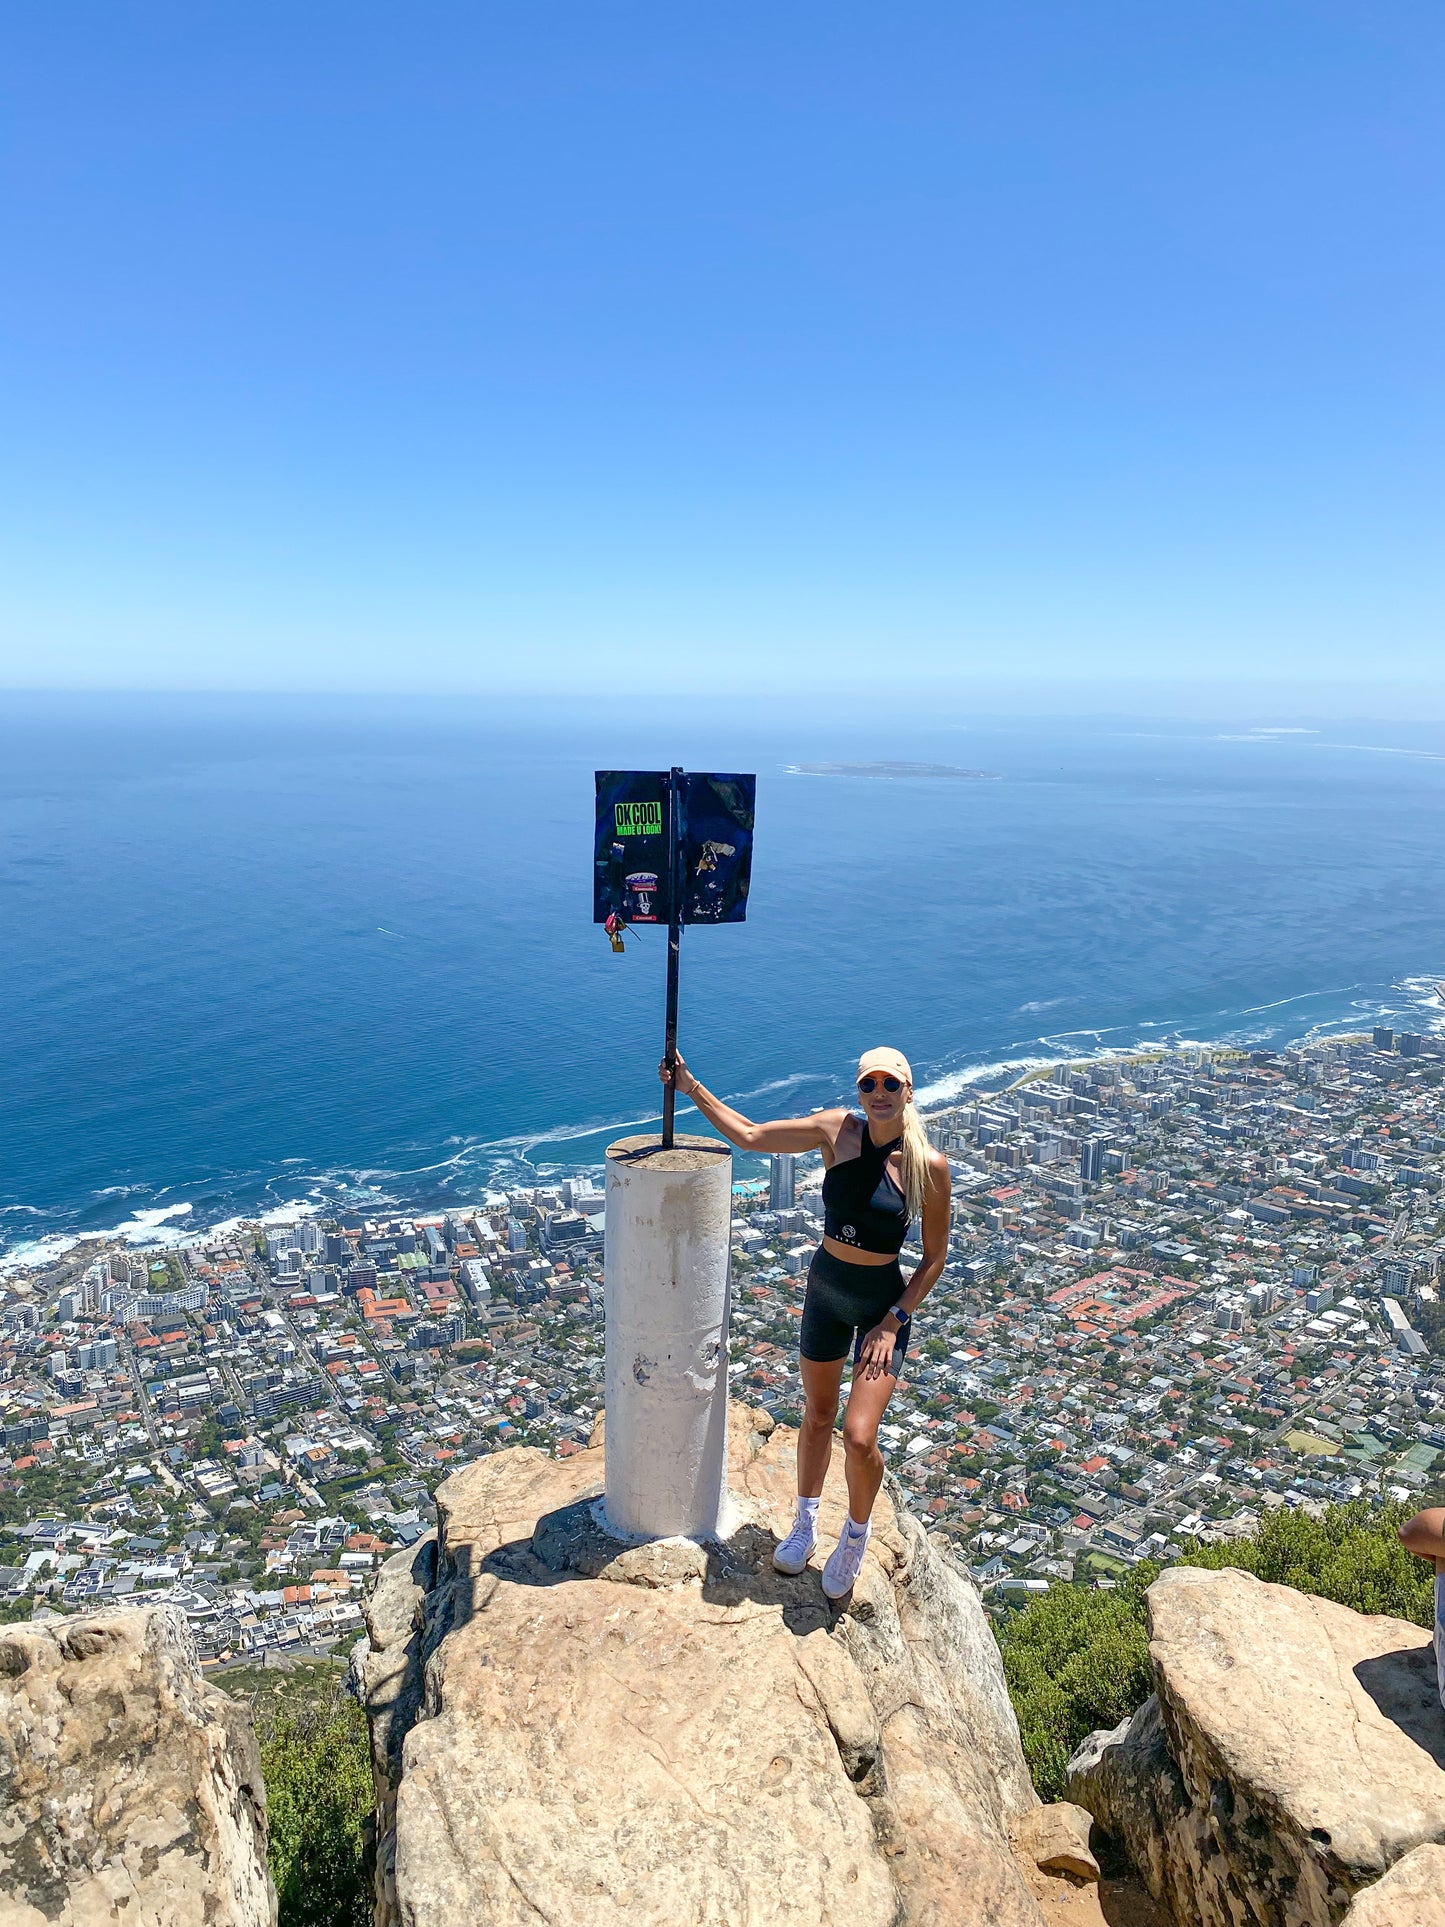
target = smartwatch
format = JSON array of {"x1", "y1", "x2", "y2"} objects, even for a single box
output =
[{"x1": 888, "y1": 1304, "x2": 911, "y2": 1327}]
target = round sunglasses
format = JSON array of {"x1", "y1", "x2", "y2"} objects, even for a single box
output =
[{"x1": 857, "y1": 1075, "x2": 903, "y2": 1093}]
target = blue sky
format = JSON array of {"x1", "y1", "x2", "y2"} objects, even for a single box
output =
[{"x1": 1, "y1": 4, "x2": 1441, "y2": 703}]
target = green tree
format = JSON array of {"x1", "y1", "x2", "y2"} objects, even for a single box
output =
[
  {"x1": 999, "y1": 1565, "x2": 1156, "y2": 1804},
  {"x1": 998, "y1": 1500, "x2": 1434, "y2": 1801},
  {"x1": 1178, "y1": 1499, "x2": 1434, "y2": 1621},
  {"x1": 252, "y1": 1671, "x2": 373, "y2": 1927},
  {"x1": 1415, "y1": 1296, "x2": 1445, "y2": 1359}
]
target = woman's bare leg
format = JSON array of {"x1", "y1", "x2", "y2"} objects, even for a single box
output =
[
  {"x1": 840, "y1": 1360, "x2": 900, "y2": 1524},
  {"x1": 797, "y1": 1355, "x2": 847, "y2": 1497}
]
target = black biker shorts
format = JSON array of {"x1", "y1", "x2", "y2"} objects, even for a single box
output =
[{"x1": 799, "y1": 1245, "x2": 910, "y2": 1375}]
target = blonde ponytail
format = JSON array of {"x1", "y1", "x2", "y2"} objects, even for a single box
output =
[{"x1": 899, "y1": 1100, "x2": 932, "y2": 1224}]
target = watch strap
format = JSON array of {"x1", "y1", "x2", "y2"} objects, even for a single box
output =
[{"x1": 889, "y1": 1304, "x2": 911, "y2": 1325}]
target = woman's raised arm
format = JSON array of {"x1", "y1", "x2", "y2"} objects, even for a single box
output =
[{"x1": 659, "y1": 1052, "x2": 841, "y2": 1155}]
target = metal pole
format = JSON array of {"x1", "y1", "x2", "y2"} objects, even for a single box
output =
[{"x1": 661, "y1": 765, "x2": 683, "y2": 1148}]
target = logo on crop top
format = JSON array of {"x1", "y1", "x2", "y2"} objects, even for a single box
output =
[{"x1": 839, "y1": 1224, "x2": 858, "y2": 1242}]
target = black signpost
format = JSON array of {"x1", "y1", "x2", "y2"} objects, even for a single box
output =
[{"x1": 594, "y1": 767, "x2": 756, "y2": 1149}]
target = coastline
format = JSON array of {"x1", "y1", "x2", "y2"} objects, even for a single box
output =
[{"x1": 5, "y1": 978, "x2": 1442, "y2": 1276}]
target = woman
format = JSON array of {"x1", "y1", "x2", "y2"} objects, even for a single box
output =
[
  {"x1": 1399, "y1": 1507, "x2": 1445, "y2": 1710},
  {"x1": 659, "y1": 1046, "x2": 951, "y2": 1598}
]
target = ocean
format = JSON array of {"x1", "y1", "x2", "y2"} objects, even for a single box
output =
[{"x1": 5, "y1": 693, "x2": 1445, "y2": 1265}]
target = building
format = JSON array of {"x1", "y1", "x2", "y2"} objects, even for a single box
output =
[
  {"x1": 768, "y1": 1154, "x2": 796, "y2": 1211},
  {"x1": 1079, "y1": 1138, "x2": 1107, "y2": 1185},
  {"x1": 459, "y1": 1259, "x2": 492, "y2": 1305},
  {"x1": 134, "y1": 1283, "x2": 209, "y2": 1317}
]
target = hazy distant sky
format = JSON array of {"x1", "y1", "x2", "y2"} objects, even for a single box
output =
[{"x1": 2, "y1": 5, "x2": 1441, "y2": 702}]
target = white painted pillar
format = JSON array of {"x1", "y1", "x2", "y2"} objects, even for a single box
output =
[{"x1": 603, "y1": 1133, "x2": 733, "y2": 1540}]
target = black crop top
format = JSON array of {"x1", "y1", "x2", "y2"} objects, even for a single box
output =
[{"x1": 822, "y1": 1120, "x2": 909, "y2": 1254}]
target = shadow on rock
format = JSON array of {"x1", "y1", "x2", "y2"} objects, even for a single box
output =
[
  {"x1": 471, "y1": 1497, "x2": 852, "y2": 1635},
  {"x1": 1353, "y1": 1645, "x2": 1445, "y2": 1771}
]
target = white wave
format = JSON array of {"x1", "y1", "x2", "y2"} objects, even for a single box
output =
[
  {"x1": 1396, "y1": 973, "x2": 1445, "y2": 1002},
  {"x1": 0, "y1": 1231, "x2": 88, "y2": 1275},
  {"x1": 0, "y1": 1202, "x2": 196, "y2": 1277},
  {"x1": 114, "y1": 1203, "x2": 192, "y2": 1236},
  {"x1": 732, "y1": 1072, "x2": 821, "y2": 1099},
  {"x1": 1314, "y1": 742, "x2": 1445, "y2": 761},
  {"x1": 346, "y1": 1145, "x2": 487, "y2": 1182},
  {"x1": 1017, "y1": 998, "x2": 1067, "y2": 1014},
  {"x1": 466, "y1": 1112, "x2": 668, "y2": 1157},
  {"x1": 1239, "y1": 985, "x2": 1358, "y2": 1015},
  {"x1": 1214, "y1": 728, "x2": 1317, "y2": 740},
  {"x1": 914, "y1": 1054, "x2": 1061, "y2": 1105},
  {"x1": 0, "y1": 1204, "x2": 44, "y2": 1216}
]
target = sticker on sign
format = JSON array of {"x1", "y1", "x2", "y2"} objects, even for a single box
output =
[{"x1": 615, "y1": 800, "x2": 663, "y2": 836}]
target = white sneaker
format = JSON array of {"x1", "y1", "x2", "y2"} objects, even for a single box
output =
[
  {"x1": 772, "y1": 1515, "x2": 819, "y2": 1574},
  {"x1": 821, "y1": 1522, "x2": 871, "y2": 1599}
]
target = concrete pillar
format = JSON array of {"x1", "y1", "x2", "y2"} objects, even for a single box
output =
[{"x1": 603, "y1": 1133, "x2": 733, "y2": 1540}]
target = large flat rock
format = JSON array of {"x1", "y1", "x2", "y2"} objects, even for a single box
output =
[
  {"x1": 1068, "y1": 1565, "x2": 1445, "y2": 1927},
  {"x1": 0, "y1": 1606, "x2": 275, "y2": 1927},
  {"x1": 400, "y1": 1576, "x2": 896, "y2": 1923},
  {"x1": 371, "y1": 1401, "x2": 1044, "y2": 1926}
]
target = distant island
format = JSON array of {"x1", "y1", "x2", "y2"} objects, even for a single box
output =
[{"x1": 786, "y1": 760, "x2": 1001, "y2": 781}]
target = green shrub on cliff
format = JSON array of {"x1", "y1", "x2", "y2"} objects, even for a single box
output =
[
  {"x1": 997, "y1": 1563, "x2": 1156, "y2": 1805},
  {"x1": 1175, "y1": 1498, "x2": 1435, "y2": 1622},
  {"x1": 998, "y1": 1500, "x2": 1434, "y2": 1800},
  {"x1": 239, "y1": 1662, "x2": 373, "y2": 1927}
]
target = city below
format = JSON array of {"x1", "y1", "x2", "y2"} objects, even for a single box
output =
[{"x1": 2, "y1": 1026, "x2": 1442, "y2": 1663}]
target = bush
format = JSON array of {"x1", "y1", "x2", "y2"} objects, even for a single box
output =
[
  {"x1": 246, "y1": 1665, "x2": 374, "y2": 1927},
  {"x1": 999, "y1": 1563, "x2": 1157, "y2": 1802},
  {"x1": 1175, "y1": 1499, "x2": 1435, "y2": 1624},
  {"x1": 998, "y1": 1501, "x2": 1434, "y2": 1801}
]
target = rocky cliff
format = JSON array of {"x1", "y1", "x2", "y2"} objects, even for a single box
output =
[
  {"x1": 1067, "y1": 1564, "x2": 1445, "y2": 1927},
  {"x1": 12, "y1": 1426, "x2": 1437, "y2": 1926},
  {"x1": 359, "y1": 1401, "x2": 1064, "y2": 1926},
  {"x1": 0, "y1": 1605, "x2": 275, "y2": 1927}
]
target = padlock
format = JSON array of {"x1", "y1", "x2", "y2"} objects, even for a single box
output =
[{"x1": 605, "y1": 911, "x2": 626, "y2": 954}]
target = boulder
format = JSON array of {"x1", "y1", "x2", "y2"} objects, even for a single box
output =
[
  {"x1": 1067, "y1": 1565, "x2": 1445, "y2": 1927},
  {"x1": 1012, "y1": 1803, "x2": 1101, "y2": 1882},
  {"x1": 1341, "y1": 1844, "x2": 1445, "y2": 1927},
  {"x1": 357, "y1": 1533, "x2": 438, "y2": 1927},
  {"x1": 0, "y1": 1606, "x2": 275, "y2": 1927},
  {"x1": 369, "y1": 1401, "x2": 1045, "y2": 1926},
  {"x1": 1066, "y1": 1696, "x2": 1189, "y2": 1910}
]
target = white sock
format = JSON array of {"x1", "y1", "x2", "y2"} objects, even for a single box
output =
[
  {"x1": 797, "y1": 1496, "x2": 820, "y2": 1528},
  {"x1": 845, "y1": 1514, "x2": 871, "y2": 1539}
]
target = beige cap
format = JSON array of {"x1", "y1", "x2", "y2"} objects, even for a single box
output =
[{"x1": 857, "y1": 1046, "x2": 912, "y2": 1084}]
